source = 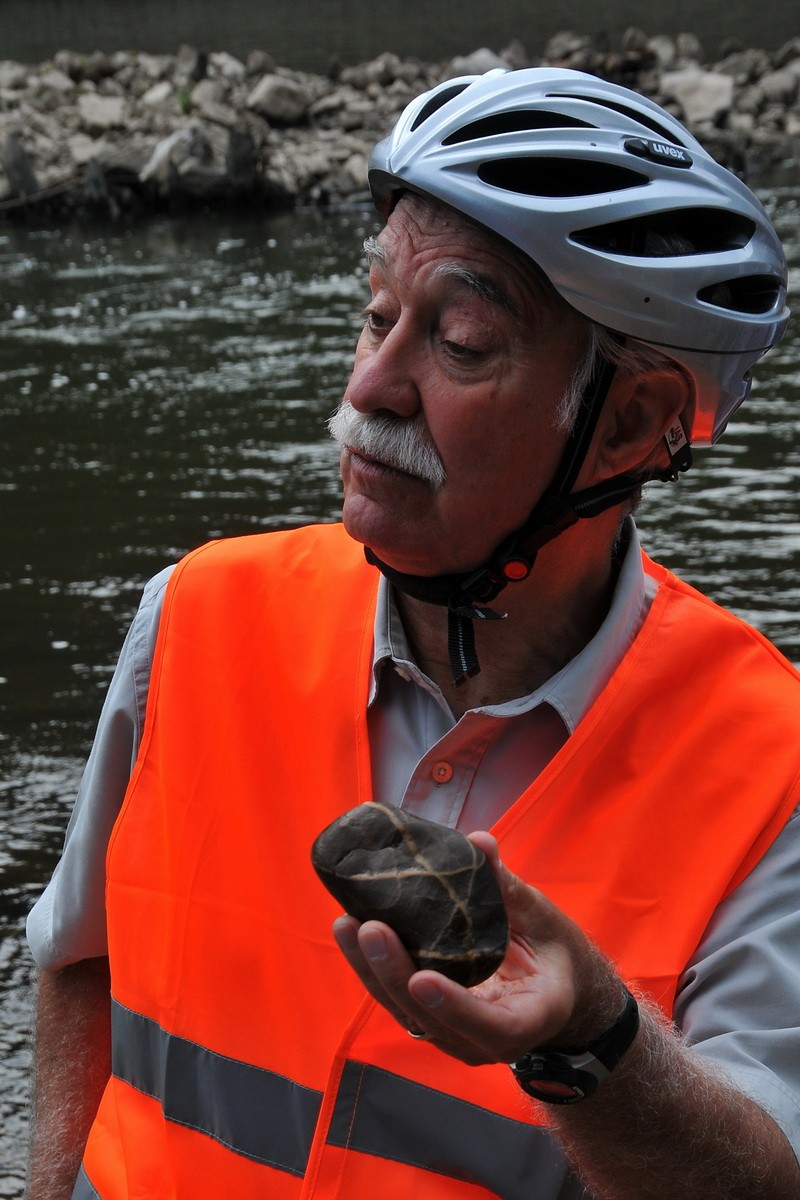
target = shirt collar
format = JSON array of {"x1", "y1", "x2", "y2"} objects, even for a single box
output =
[{"x1": 369, "y1": 518, "x2": 652, "y2": 731}]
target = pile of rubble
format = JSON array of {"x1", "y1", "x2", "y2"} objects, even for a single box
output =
[{"x1": 1, "y1": 30, "x2": 798, "y2": 221}]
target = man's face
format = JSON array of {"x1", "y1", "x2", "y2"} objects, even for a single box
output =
[{"x1": 333, "y1": 195, "x2": 588, "y2": 577}]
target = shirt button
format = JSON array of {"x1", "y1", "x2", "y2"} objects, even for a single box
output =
[{"x1": 432, "y1": 761, "x2": 453, "y2": 784}]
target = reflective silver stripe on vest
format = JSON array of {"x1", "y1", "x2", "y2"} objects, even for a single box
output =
[
  {"x1": 111, "y1": 999, "x2": 566, "y2": 1197},
  {"x1": 72, "y1": 1165, "x2": 101, "y2": 1200},
  {"x1": 111, "y1": 998, "x2": 323, "y2": 1176},
  {"x1": 328, "y1": 1059, "x2": 566, "y2": 1200}
]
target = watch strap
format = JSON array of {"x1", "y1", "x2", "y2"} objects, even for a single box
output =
[{"x1": 510, "y1": 987, "x2": 640, "y2": 1104}]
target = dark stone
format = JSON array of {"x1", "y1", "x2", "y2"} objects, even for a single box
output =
[
  {"x1": 1, "y1": 132, "x2": 39, "y2": 198},
  {"x1": 312, "y1": 803, "x2": 509, "y2": 987}
]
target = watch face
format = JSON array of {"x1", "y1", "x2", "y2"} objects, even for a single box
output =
[
  {"x1": 511, "y1": 1055, "x2": 601, "y2": 1105},
  {"x1": 524, "y1": 1077, "x2": 587, "y2": 1102}
]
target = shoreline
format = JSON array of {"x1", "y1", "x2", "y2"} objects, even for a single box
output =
[{"x1": 1, "y1": 31, "x2": 799, "y2": 223}]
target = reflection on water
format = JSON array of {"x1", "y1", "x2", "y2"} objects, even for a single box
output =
[{"x1": 1, "y1": 186, "x2": 798, "y2": 1194}]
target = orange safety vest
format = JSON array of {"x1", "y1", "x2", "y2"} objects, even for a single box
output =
[{"x1": 77, "y1": 523, "x2": 800, "y2": 1200}]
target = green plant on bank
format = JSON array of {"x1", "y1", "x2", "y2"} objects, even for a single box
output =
[{"x1": 178, "y1": 87, "x2": 195, "y2": 115}]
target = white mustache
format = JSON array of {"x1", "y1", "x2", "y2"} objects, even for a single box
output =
[{"x1": 328, "y1": 401, "x2": 447, "y2": 491}]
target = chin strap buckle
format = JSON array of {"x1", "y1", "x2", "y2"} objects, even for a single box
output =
[{"x1": 663, "y1": 419, "x2": 693, "y2": 480}]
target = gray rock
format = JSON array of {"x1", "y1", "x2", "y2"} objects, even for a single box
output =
[
  {"x1": 52, "y1": 50, "x2": 83, "y2": 80},
  {"x1": 191, "y1": 78, "x2": 225, "y2": 108},
  {"x1": 774, "y1": 38, "x2": 800, "y2": 70},
  {"x1": 175, "y1": 44, "x2": 207, "y2": 87},
  {"x1": 246, "y1": 74, "x2": 310, "y2": 125},
  {"x1": 312, "y1": 803, "x2": 509, "y2": 988},
  {"x1": 84, "y1": 51, "x2": 116, "y2": 84},
  {"x1": 544, "y1": 31, "x2": 592, "y2": 62},
  {"x1": 246, "y1": 50, "x2": 277, "y2": 78},
  {"x1": 78, "y1": 93, "x2": 126, "y2": 133},
  {"x1": 0, "y1": 130, "x2": 39, "y2": 197},
  {"x1": 308, "y1": 86, "x2": 358, "y2": 122},
  {"x1": 110, "y1": 51, "x2": 135, "y2": 73},
  {"x1": 760, "y1": 69, "x2": 799, "y2": 105},
  {"x1": 140, "y1": 81, "x2": 173, "y2": 107},
  {"x1": 138, "y1": 54, "x2": 174, "y2": 82},
  {"x1": 98, "y1": 77, "x2": 126, "y2": 98},
  {"x1": 647, "y1": 36, "x2": 677, "y2": 70},
  {"x1": 39, "y1": 69, "x2": 75, "y2": 94},
  {"x1": 139, "y1": 125, "x2": 211, "y2": 184},
  {"x1": 341, "y1": 53, "x2": 402, "y2": 90},
  {"x1": 675, "y1": 32, "x2": 704, "y2": 63},
  {"x1": 342, "y1": 150, "x2": 368, "y2": 185},
  {"x1": 724, "y1": 110, "x2": 756, "y2": 136},
  {"x1": 68, "y1": 132, "x2": 112, "y2": 165},
  {"x1": 736, "y1": 83, "x2": 766, "y2": 115},
  {"x1": 208, "y1": 51, "x2": 247, "y2": 83},
  {"x1": 445, "y1": 47, "x2": 509, "y2": 79},
  {"x1": 661, "y1": 66, "x2": 734, "y2": 124},
  {"x1": 500, "y1": 40, "x2": 530, "y2": 70},
  {"x1": 714, "y1": 49, "x2": 770, "y2": 85},
  {"x1": 0, "y1": 61, "x2": 27, "y2": 90},
  {"x1": 621, "y1": 27, "x2": 650, "y2": 53},
  {"x1": 194, "y1": 98, "x2": 239, "y2": 128},
  {"x1": 760, "y1": 102, "x2": 789, "y2": 131}
]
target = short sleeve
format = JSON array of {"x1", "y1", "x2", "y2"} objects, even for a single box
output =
[
  {"x1": 674, "y1": 807, "x2": 800, "y2": 1156},
  {"x1": 26, "y1": 566, "x2": 174, "y2": 970}
]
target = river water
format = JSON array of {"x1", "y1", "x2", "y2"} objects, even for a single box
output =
[{"x1": 1, "y1": 182, "x2": 799, "y2": 1193}]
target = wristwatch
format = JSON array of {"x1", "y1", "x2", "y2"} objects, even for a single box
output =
[{"x1": 510, "y1": 988, "x2": 640, "y2": 1105}]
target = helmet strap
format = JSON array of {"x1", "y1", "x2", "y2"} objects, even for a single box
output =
[{"x1": 364, "y1": 357, "x2": 690, "y2": 686}]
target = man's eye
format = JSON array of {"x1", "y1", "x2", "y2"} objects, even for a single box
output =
[
  {"x1": 443, "y1": 339, "x2": 484, "y2": 361},
  {"x1": 361, "y1": 308, "x2": 390, "y2": 334}
]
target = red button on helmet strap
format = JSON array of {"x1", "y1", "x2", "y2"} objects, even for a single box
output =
[{"x1": 503, "y1": 560, "x2": 530, "y2": 581}]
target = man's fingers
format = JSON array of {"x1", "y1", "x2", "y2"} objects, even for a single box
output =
[
  {"x1": 333, "y1": 915, "x2": 431, "y2": 1032},
  {"x1": 333, "y1": 918, "x2": 503, "y2": 1058}
]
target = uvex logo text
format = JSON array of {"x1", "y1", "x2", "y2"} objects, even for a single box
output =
[{"x1": 624, "y1": 137, "x2": 693, "y2": 169}]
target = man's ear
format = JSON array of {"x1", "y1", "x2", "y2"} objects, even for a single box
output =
[{"x1": 594, "y1": 368, "x2": 693, "y2": 477}]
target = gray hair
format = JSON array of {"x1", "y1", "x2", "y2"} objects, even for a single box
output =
[{"x1": 556, "y1": 324, "x2": 682, "y2": 433}]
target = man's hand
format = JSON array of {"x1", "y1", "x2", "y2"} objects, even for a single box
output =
[{"x1": 332, "y1": 830, "x2": 626, "y2": 1063}]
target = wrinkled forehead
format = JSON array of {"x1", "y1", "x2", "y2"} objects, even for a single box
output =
[{"x1": 376, "y1": 190, "x2": 571, "y2": 321}]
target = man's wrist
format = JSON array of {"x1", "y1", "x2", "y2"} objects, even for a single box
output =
[{"x1": 510, "y1": 987, "x2": 640, "y2": 1105}]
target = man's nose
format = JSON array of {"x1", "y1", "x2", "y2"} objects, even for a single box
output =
[{"x1": 345, "y1": 326, "x2": 422, "y2": 419}]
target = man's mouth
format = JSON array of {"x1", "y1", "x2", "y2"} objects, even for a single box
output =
[{"x1": 347, "y1": 446, "x2": 424, "y2": 483}]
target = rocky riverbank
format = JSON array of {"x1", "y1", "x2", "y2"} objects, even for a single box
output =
[{"x1": 1, "y1": 30, "x2": 799, "y2": 221}]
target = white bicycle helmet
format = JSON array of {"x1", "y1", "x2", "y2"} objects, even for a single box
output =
[
  {"x1": 362, "y1": 69, "x2": 790, "y2": 683},
  {"x1": 369, "y1": 67, "x2": 789, "y2": 445}
]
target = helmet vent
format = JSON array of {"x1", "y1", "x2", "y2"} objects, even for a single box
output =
[
  {"x1": 410, "y1": 83, "x2": 472, "y2": 131},
  {"x1": 478, "y1": 157, "x2": 647, "y2": 197},
  {"x1": 572, "y1": 209, "x2": 756, "y2": 257},
  {"x1": 698, "y1": 275, "x2": 783, "y2": 315},
  {"x1": 554, "y1": 93, "x2": 689, "y2": 148},
  {"x1": 442, "y1": 110, "x2": 593, "y2": 145}
]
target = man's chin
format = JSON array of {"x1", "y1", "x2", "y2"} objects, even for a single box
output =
[
  {"x1": 340, "y1": 494, "x2": 474, "y2": 578},
  {"x1": 342, "y1": 512, "x2": 423, "y2": 575}
]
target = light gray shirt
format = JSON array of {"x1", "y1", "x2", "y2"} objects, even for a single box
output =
[{"x1": 26, "y1": 522, "x2": 800, "y2": 1166}]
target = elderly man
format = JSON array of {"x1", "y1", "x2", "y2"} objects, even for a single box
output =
[{"x1": 27, "y1": 69, "x2": 799, "y2": 1200}]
